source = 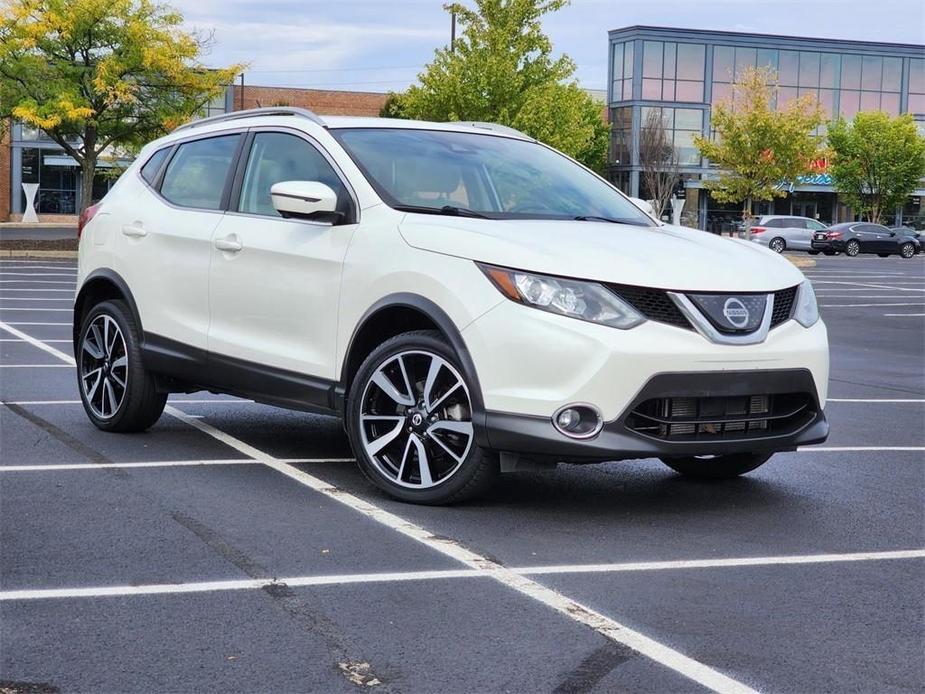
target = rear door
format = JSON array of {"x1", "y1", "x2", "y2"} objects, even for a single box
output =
[
  {"x1": 207, "y1": 129, "x2": 358, "y2": 399},
  {"x1": 114, "y1": 132, "x2": 242, "y2": 359},
  {"x1": 781, "y1": 218, "x2": 811, "y2": 250}
]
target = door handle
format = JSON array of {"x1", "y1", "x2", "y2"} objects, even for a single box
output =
[
  {"x1": 214, "y1": 236, "x2": 243, "y2": 252},
  {"x1": 121, "y1": 224, "x2": 147, "y2": 238}
]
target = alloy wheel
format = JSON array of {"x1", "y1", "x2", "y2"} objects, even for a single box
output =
[
  {"x1": 359, "y1": 350, "x2": 474, "y2": 489},
  {"x1": 769, "y1": 238, "x2": 785, "y2": 253},
  {"x1": 846, "y1": 240, "x2": 860, "y2": 256},
  {"x1": 901, "y1": 243, "x2": 914, "y2": 258},
  {"x1": 80, "y1": 314, "x2": 128, "y2": 419}
]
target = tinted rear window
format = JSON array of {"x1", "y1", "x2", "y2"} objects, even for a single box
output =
[
  {"x1": 160, "y1": 135, "x2": 240, "y2": 210},
  {"x1": 140, "y1": 147, "x2": 170, "y2": 185}
]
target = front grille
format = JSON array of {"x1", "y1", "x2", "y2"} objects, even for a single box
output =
[
  {"x1": 771, "y1": 286, "x2": 799, "y2": 327},
  {"x1": 625, "y1": 392, "x2": 814, "y2": 441},
  {"x1": 608, "y1": 284, "x2": 691, "y2": 330}
]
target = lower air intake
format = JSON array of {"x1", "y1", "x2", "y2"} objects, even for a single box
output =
[{"x1": 625, "y1": 392, "x2": 814, "y2": 442}]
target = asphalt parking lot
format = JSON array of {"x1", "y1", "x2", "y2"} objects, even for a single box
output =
[{"x1": 1, "y1": 253, "x2": 923, "y2": 693}]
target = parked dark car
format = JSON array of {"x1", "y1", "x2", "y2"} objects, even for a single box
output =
[{"x1": 811, "y1": 222, "x2": 922, "y2": 258}]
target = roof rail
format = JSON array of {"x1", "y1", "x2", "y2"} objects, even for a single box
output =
[
  {"x1": 172, "y1": 106, "x2": 327, "y2": 133},
  {"x1": 453, "y1": 121, "x2": 533, "y2": 140}
]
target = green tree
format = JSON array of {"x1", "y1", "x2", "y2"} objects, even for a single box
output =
[
  {"x1": 827, "y1": 112, "x2": 925, "y2": 224},
  {"x1": 387, "y1": 0, "x2": 608, "y2": 172},
  {"x1": 0, "y1": 0, "x2": 242, "y2": 213},
  {"x1": 695, "y1": 65, "x2": 823, "y2": 238}
]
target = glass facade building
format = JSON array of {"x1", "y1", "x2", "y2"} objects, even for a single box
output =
[{"x1": 607, "y1": 26, "x2": 925, "y2": 230}]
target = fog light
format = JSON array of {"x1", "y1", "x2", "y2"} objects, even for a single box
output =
[
  {"x1": 556, "y1": 408, "x2": 581, "y2": 431},
  {"x1": 552, "y1": 404, "x2": 603, "y2": 439}
]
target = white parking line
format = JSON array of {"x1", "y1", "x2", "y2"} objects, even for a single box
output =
[
  {"x1": 0, "y1": 289, "x2": 73, "y2": 292},
  {"x1": 884, "y1": 313, "x2": 925, "y2": 317},
  {"x1": 2, "y1": 549, "x2": 921, "y2": 602},
  {"x1": 0, "y1": 298, "x2": 73, "y2": 302},
  {"x1": 0, "y1": 307, "x2": 73, "y2": 312},
  {"x1": 0, "y1": 458, "x2": 353, "y2": 472},
  {"x1": 0, "y1": 273, "x2": 78, "y2": 277},
  {"x1": 827, "y1": 398, "x2": 924, "y2": 403},
  {"x1": 0, "y1": 266, "x2": 77, "y2": 271},
  {"x1": 5, "y1": 322, "x2": 71, "y2": 326},
  {"x1": 800, "y1": 446, "x2": 925, "y2": 452},
  {"x1": 820, "y1": 302, "x2": 925, "y2": 308},
  {"x1": 0, "y1": 364, "x2": 74, "y2": 368},
  {"x1": 0, "y1": 321, "x2": 757, "y2": 694},
  {"x1": 811, "y1": 281, "x2": 925, "y2": 292},
  {"x1": 1, "y1": 398, "x2": 255, "y2": 405},
  {"x1": 0, "y1": 280, "x2": 76, "y2": 285}
]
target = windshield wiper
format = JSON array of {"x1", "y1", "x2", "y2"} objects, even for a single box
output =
[
  {"x1": 574, "y1": 215, "x2": 652, "y2": 227},
  {"x1": 393, "y1": 204, "x2": 489, "y2": 219}
]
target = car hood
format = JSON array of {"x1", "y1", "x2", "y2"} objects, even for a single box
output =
[{"x1": 399, "y1": 217, "x2": 805, "y2": 291}]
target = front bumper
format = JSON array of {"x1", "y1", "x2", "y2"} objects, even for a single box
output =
[{"x1": 477, "y1": 368, "x2": 828, "y2": 461}]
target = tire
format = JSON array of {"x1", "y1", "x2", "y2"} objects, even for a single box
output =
[
  {"x1": 900, "y1": 242, "x2": 915, "y2": 259},
  {"x1": 76, "y1": 299, "x2": 167, "y2": 432},
  {"x1": 878, "y1": 253, "x2": 890, "y2": 258},
  {"x1": 845, "y1": 239, "x2": 860, "y2": 257},
  {"x1": 345, "y1": 330, "x2": 498, "y2": 505},
  {"x1": 768, "y1": 237, "x2": 786, "y2": 253},
  {"x1": 660, "y1": 452, "x2": 773, "y2": 480},
  {"x1": 808, "y1": 250, "x2": 820, "y2": 255}
]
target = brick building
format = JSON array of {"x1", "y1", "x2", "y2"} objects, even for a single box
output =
[{"x1": 1, "y1": 86, "x2": 388, "y2": 222}]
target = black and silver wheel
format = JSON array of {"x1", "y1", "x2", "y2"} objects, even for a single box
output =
[
  {"x1": 845, "y1": 239, "x2": 860, "y2": 256},
  {"x1": 768, "y1": 237, "x2": 786, "y2": 253},
  {"x1": 346, "y1": 331, "x2": 497, "y2": 504},
  {"x1": 900, "y1": 242, "x2": 915, "y2": 259},
  {"x1": 659, "y1": 452, "x2": 773, "y2": 479},
  {"x1": 77, "y1": 300, "x2": 166, "y2": 432}
]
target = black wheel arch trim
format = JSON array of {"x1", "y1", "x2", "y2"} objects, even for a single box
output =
[
  {"x1": 336, "y1": 293, "x2": 486, "y2": 434},
  {"x1": 73, "y1": 268, "x2": 144, "y2": 358}
]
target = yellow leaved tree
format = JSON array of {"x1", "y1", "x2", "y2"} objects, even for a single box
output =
[{"x1": 0, "y1": 0, "x2": 242, "y2": 213}]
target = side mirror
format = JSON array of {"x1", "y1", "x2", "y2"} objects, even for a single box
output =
[
  {"x1": 270, "y1": 181, "x2": 341, "y2": 223},
  {"x1": 889, "y1": 231, "x2": 896, "y2": 236},
  {"x1": 628, "y1": 197, "x2": 655, "y2": 217}
]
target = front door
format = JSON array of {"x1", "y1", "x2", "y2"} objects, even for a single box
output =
[{"x1": 207, "y1": 130, "x2": 356, "y2": 399}]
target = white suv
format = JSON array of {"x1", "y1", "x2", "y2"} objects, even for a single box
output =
[{"x1": 75, "y1": 107, "x2": 829, "y2": 504}]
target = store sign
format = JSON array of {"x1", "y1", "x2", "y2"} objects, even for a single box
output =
[{"x1": 778, "y1": 158, "x2": 833, "y2": 191}]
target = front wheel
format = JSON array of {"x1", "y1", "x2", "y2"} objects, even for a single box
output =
[
  {"x1": 900, "y1": 242, "x2": 915, "y2": 259},
  {"x1": 77, "y1": 300, "x2": 167, "y2": 432},
  {"x1": 845, "y1": 239, "x2": 860, "y2": 256},
  {"x1": 660, "y1": 452, "x2": 773, "y2": 479},
  {"x1": 346, "y1": 330, "x2": 497, "y2": 505},
  {"x1": 768, "y1": 237, "x2": 786, "y2": 253}
]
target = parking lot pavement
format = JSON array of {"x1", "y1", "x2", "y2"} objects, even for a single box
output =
[{"x1": 1, "y1": 256, "x2": 923, "y2": 693}]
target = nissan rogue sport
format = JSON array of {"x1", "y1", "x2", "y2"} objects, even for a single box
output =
[{"x1": 74, "y1": 107, "x2": 829, "y2": 504}]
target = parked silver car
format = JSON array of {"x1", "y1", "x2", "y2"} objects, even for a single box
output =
[{"x1": 748, "y1": 215, "x2": 830, "y2": 253}]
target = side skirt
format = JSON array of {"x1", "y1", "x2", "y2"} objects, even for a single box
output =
[{"x1": 141, "y1": 333, "x2": 339, "y2": 416}]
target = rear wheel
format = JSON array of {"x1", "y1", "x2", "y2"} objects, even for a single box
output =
[
  {"x1": 768, "y1": 237, "x2": 786, "y2": 253},
  {"x1": 900, "y1": 242, "x2": 915, "y2": 259},
  {"x1": 660, "y1": 452, "x2": 773, "y2": 479},
  {"x1": 845, "y1": 239, "x2": 860, "y2": 256},
  {"x1": 346, "y1": 330, "x2": 497, "y2": 505},
  {"x1": 77, "y1": 300, "x2": 167, "y2": 432}
]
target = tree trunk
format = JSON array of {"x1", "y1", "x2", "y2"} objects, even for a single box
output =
[
  {"x1": 743, "y1": 196, "x2": 753, "y2": 240},
  {"x1": 79, "y1": 157, "x2": 96, "y2": 214}
]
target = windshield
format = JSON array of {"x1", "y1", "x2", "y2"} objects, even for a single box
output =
[{"x1": 331, "y1": 128, "x2": 654, "y2": 225}]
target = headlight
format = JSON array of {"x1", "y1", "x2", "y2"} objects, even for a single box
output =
[
  {"x1": 794, "y1": 280, "x2": 819, "y2": 327},
  {"x1": 478, "y1": 264, "x2": 645, "y2": 329}
]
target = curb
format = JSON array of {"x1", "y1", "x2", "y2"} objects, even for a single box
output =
[
  {"x1": 786, "y1": 255, "x2": 816, "y2": 268},
  {"x1": 0, "y1": 250, "x2": 78, "y2": 258}
]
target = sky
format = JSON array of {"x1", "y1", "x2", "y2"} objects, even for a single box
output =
[{"x1": 174, "y1": 0, "x2": 925, "y2": 94}]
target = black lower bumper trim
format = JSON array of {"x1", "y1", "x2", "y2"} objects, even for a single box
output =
[{"x1": 480, "y1": 369, "x2": 828, "y2": 462}]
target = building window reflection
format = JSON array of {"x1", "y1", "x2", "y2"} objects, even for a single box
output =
[{"x1": 641, "y1": 41, "x2": 705, "y2": 103}]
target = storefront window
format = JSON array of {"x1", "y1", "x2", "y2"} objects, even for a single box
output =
[
  {"x1": 610, "y1": 107, "x2": 632, "y2": 165},
  {"x1": 19, "y1": 148, "x2": 78, "y2": 214},
  {"x1": 641, "y1": 106, "x2": 703, "y2": 166}
]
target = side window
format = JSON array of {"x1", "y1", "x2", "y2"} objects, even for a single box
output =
[
  {"x1": 160, "y1": 135, "x2": 240, "y2": 210},
  {"x1": 808, "y1": 220, "x2": 827, "y2": 231},
  {"x1": 238, "y1": 132, "x2": 348, "y2": 218},
  {"x1": 140, "y1": 147, "x2": 170, "y2": 185},
  {"x1": 788, "y1": 218, "x2": 807, "y2": 229}
]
